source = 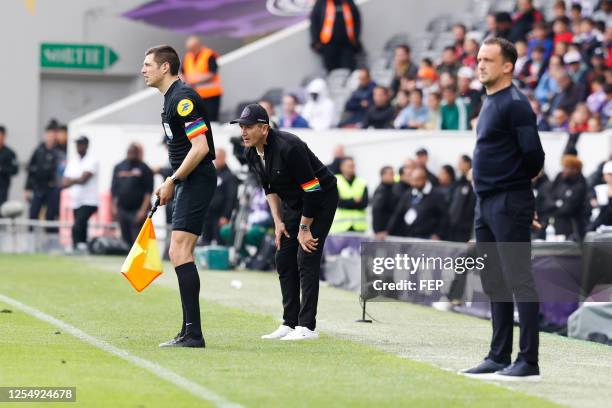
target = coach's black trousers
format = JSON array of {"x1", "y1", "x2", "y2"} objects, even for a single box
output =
[
  {"x1": 475, "y1": 188, "x2": 539, "y2": 365},
  {"x1": 275, "y1": 187, "x2": 339, "y2": 331}
]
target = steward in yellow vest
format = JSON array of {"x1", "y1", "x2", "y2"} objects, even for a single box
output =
[
  {"x1": 331, "y1": 157, "x2": 368, "y2": 233},
  {"x1": 183, "y1": 36, "x2": 223, "y2": 121}
]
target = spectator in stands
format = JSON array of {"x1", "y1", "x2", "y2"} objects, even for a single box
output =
[
  {"x1": 437, "y1": 164, "x2": 456, "y2": 202},
  {"x1": 111, "y1": 143, "x2": 154, "y2": 245},
  {"x1": 202, "y1": 148, "x2": 238, "y2": 245},
  {"x1": 440, "y1": 86, "x2": 470, "y2": 130},
  {"x1": 515, "y1": 40, "x2": 530, "y2": 76},
  {"x1": 327, "y1": 144, "x2": 345, "y2": 175},
  {"x1": 457, "y1": 67, "x2": 482, "y2": 120},
  {"x1": 552, "y1": 0, "x2": 567, "y2": 20},
  {"x1": 390, "y1": 45, "x2": 419, "y2": 97},
  {"x1": 340, "y1": 68, "x2": 376, "y2": 127},
  {"x1": 510, "y1": 0, "x2": 543, "y2": 42},
  {"x1": 529, "y1": 97, "x2": 551, "y2": 131},
  {"x1": 588, "y1": 115, "x2": 603, "y2": 131},
  {"x1": 182, "y1": 36, "x2": 223, "y2": 121},
  {"x1": 424, "y1": 91, "x2": 442, "y2": 130},
  {"x1": 258, "y1": 99, "x2": 279, "y2": 129},
  {"x1": 564, "y1": 49, "x2": 589, "y2": 85},
  {"x1": 437, "y1": 46, "x2": 461, "y2": 77},
  {"x1": 0, "y1": 125, "x2": 18, "y2": 208},
  {"x1": 550, "y1": 154, "x2": 589, "y2": 240},
  {"x1": 394, "y1": 89, "x2": 428, "y2": 129},
  {"x1": 25, "y1": 121, "x2": 61, "y2": 228},
  {"x1": 279, "y1": 94, "x2": 309, "y2": 129},
  {"x1": 415, "y1": 148, "x2": 439, "y2": 187},
  {"x1": 569, "y1": 103, "x2": 591, "y2": 133},
  {"x1": 382, "y1": 166, "x2": 446, "y2": 239},
  {"x1": 576, "y1": 18, "x2": 603, "y2": 59},
  {"x1": 570, "y1": 3, "x2": 584, "y2": 31},
  {"x1": 553, "y1": 38, "x2": 570, "y2": 58},
  {"x1": 62, "y1": 136, "x2": 98, "y2": 251},
  {"x1": 549, "y1": 69, "x2": 585, "y2": 115},
  {"x1": 534, "y1": 54, "x2": 563, "y2": 105},
  {"x1": 532, "y1": 169, "x2": 554, "y2": 239},
  {"x1": 372, "y1": 165, "x2": 396, "y2": 237},
  {"x1": 393, "y1": 89, "x2": 410, "y2": 117},
  {"x1": 494, "y1": 12, "x2": 513, "y2": 40},
  {"x1": 592, "y1": 0, "x2": 612, "y2": 27},
  {"x1": 362, "y1": 86, "x2": 395, "y2": 129},
  {"x1": 588, "y1": 48, "x2": 607, "y2": 82},
  {"x1": 446, "y1": 155, "x2": 475, "y2": 242},
  {"x1": 589, "y1": 160, "x2": 612, "y2": 231},
  {"x1": 527, "y1": 22, "x2": 553, "y2": 61},
  {"x1": 417, "y1": 65, "x2": 438, "y2": 101},
  {"x1": 603, "y1": 84, "x2": 612, "y2": 128},
  {"x1": 330, "y1": 157, "x2": 368, "y2": 233},
  {"x1": 302, "y1": 78, "x2": 336, "y2": 130},
  {"x1": 452, "y1": 23, "x2": 467, "y2": 57},
  {"x1": 309, "y1": 0, "x2": 362, "y2": 72},
  {"x1": 518, "y1": 45, "x2": 547, "y2": 89},
  {"x1": 483, "y1": 12, "x2": 498, "y2": 39},
  {"x1": 553, "y1": 16, "x2": 574, "y2": 46},
  {"x1": 551, "y1": 107, "x2": 571, "y2": 131},
  {"x1": 462, "y1": 36, "x2": 479, "y2": 69}
]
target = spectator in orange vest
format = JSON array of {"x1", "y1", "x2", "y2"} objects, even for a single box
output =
[
  {"x1": 182, "y1": 35, "x2": 223, "y2": 121},
  {"x1": 310, "y1": 0, "x2": 362, "y2": 72}
]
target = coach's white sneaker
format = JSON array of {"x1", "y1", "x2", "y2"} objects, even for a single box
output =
[
  {"x1": 261, "y1": 325, "x2": 294, "y2": 339},
  {"x1": 280, "y1": 326, "x2": 319, "y2": 341}
]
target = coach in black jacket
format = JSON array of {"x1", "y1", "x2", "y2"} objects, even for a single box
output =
[
  {"x1": 232, "y1": 104, "x2": 338, "y2": 341},
  {"x1": 382, "y1": 167, "x2": 447, "y2": 239}
]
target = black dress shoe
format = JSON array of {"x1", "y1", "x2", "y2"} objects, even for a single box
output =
[
  {"x1": 493, "y1": 360, "x2": 540, "y2": 381},
  {"x1": 459, "y1": 358, "x2": 509, "y2": 376}
]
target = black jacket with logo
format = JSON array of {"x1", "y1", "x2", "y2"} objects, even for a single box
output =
[{"x1": 245, "y1": 128, "x2": 336, "y2": 218}]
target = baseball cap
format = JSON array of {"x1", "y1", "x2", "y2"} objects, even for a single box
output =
[
  {"x1": 75, "y1": 135, "x2": 89, "y2": 144},
  {"x1": 563, "y1": 50, "x2": 582, "y2": 65},
  {"x1": 457, "y1": 66, "x2": 474, "y2": 79},
  {"x1": 230, "y1": 104, "x2": 269, "y2": 125},
  {"x1": 603, "y1": 161, "x2": 612, "y2": 175}
]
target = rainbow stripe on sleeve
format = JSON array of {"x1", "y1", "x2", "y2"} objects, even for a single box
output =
[
  {"x1": 301, "y1": 178, "x2": 321, "y2": 192},
  {"x1": 185, "y1": 118, "x2": 208, "y2": 140}
]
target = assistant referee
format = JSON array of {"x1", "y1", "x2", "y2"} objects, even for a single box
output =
[
  {"x1": 231, "y1": 104, "x2": 338, "y2": 341},
  {"x1": 460, "y1": 37, "x2": 545, "y2": 380},
  {"x1": 142, "y1": 45, "x2": 217, "y2": 348}
]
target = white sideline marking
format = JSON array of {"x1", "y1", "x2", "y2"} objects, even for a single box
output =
[{"x1": 0, "y1": 293, "x2": 242, "y2": 408}]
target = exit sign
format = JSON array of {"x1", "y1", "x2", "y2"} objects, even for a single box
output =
[{"x1": 41, "y1": 43, "x2": 119, "y2": 70}]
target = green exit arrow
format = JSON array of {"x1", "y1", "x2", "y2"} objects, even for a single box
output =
[{"x1": 41, "y1": 43, "x2": 120, "y2": 71}]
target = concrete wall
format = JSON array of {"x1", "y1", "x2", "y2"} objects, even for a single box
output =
[{"x1": 0, "y1": 0, "x2": 243, "y2": 203}]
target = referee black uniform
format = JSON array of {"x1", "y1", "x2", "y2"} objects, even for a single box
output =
[
  {"x1": 233, "y1": 104, "x2": 338, "y2": 337},
  {"x1": 161, "y1": 79, "x2": 216, "y2": 346}
]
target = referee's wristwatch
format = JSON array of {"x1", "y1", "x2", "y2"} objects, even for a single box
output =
[
  {"x1": 299, "y1": 224, "x2": 310, "y2": 232},
  {"x1": 170, "y1": 174, "x2": 182, "y2": 185}
]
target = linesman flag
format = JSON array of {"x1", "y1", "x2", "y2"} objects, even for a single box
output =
[{"x1": 121, "y1": 198, "x2": 163, "y2": 292}]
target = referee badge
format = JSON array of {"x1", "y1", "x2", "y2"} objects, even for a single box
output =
[{"x1": 177, "y1": 99, "x2": 194, "y2": 117}]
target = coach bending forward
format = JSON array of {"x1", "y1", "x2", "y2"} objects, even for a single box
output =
[
  {"x1": 231, "y1": 104, "x2": 338, "y2": 340},
  {"x1": 461, "y1": 37, "x2": 545, "y2": 380}
]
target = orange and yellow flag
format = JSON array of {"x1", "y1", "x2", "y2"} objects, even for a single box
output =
[{"x1": 121, "y1": 217, "x2": 162, "y2": 292}]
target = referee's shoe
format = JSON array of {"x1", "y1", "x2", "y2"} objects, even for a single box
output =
[{"x1": 159, "y1": 333, "x2": 205, "y2": 348}]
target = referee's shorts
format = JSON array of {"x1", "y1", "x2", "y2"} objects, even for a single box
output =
[{"x1": 172, "y1": 161, "x2": 216, "y2": 236}]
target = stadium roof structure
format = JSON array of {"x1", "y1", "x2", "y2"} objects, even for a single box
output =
[{"x1": 122, "y1": 0, "x2": 308, "y2": 38}]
